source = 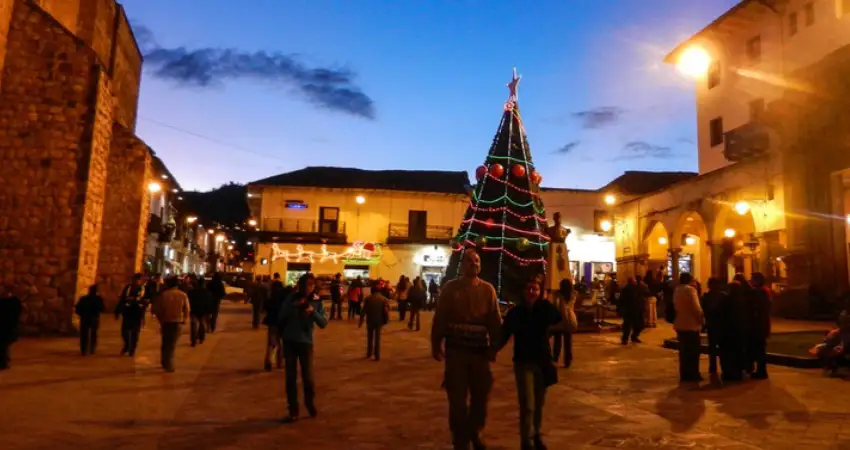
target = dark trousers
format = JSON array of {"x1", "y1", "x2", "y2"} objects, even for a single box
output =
[
  {"x1": 79, "y1": 318, "x2": 99, "y2": 355},
  {"x1": 330, "y1": 301, "x2": 343, "y2": 320},
  {"x1": 347, "y1": 301, "x2": 361, "y2": 320},
  {"x1": 251, "y1": 303, "x2": 262, "y2": 329},
  {"x1": 190, "y1": 315, "x2": 207, "y2": 345},
  {"x1": 398, "y1": 302, "x2": 407, "y2": 321},
  {"x1": 366, "y1": 324, "x2": 382, "y2": 359},
  {"x1": 0, "y1": 337, "x2": 12, "y2": 369},
  {"x1": 407, "y1": 307, "x2": 421, "y2": 331},
  {"x1": 552, "y1": 332, "x2": 572, "y2": 368},
  {"x1": 120, "y1": 320, "x2": 141, "y2": 355},
  {"x1": 677, "y1": 330, "x2": 702, "y2": 382},
  {"x1": 283, "y1": 341, "x2": 315, "y2": 417},
  {"x1": 706, "y1": 330, "x2": 719, "y2": 374},
  {"x1": 210, "y1": 299, "x2": 222, "y2": 331},
  {"x1": 444, "y1": 349, "x2": 492, "y2": 450},
  {"x1": 160, "y1": 322, "x2": 181, "y2": 371},
  {"x1": 749, "y1": 338, "x2": 768, "y2": 378},
  {"x1": 621, "y1": 313, "x2": 643, "y2": 343},
  {"x1": 719, "y1": 336, "x2": 744, "y2": 381},
  {"x1": 514, "y1": 362, "x2": 547, "y2": 447}
]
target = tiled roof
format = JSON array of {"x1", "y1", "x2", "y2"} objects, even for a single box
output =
[
  {"x1": 600, "y1": 171, "x2": 697, "y2": 196},
  {"x1": 249, "y1": 166, "x2": 471, "y2": 195}
]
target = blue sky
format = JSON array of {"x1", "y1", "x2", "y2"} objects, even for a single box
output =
[{"x1": 123, "y1": 0, "x2": 739, "y2": 191}]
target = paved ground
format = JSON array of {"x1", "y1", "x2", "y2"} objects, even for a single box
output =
[{"x1": 1, "y1": 303, "x2": 849, "y2": 450}]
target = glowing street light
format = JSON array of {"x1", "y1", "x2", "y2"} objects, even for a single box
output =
[
  {"x1": 186, "y1": 216, "x2": 198, "y2": 224},
  {"x1": 676, "y1": 46, "x2": 711, "y2": 78},
  {"x1": 600, "y1": 220, "x2": 612, "y2": 232},
  {"x1": 724, "y1": 228, "x2": 737, "y2": 238},
  {"x1": 685, "y1": 235, "x2": 697, "y2": 246},
  {"x1": 215, "y1": 234, "x2": 226, "y2": 242},
  {"x1": 207, "y1": 229, "x2": 215, "y2": 235},
  {"x1": 355, "y1": 195, "x2": 366, "y2": 205},
  {"x1": 658, "y1": 236, "x2": 668, "y2": 246},
  {"x1": 845, "y1": 214, "x2": 850, "y2": 225},
  {"x1": 147, "y1": 181, "x2": 162, "y2": 193},
  {"x1": 248, "y1": 219, "x2": 258, "y2": 227},
  {"x1": 734, "y1": 201, "x2": 750, "y2": 216},
  {"x1": 604, "y1": 194, "x2": 616, "y2": 206}
]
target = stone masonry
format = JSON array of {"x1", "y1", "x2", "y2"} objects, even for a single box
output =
[
  {"x1": 96, "y1": 123, "x2": 151, "y2": 307},
  {"x1": 0, "y1": 0, "x2": 151, "y2": 332}
]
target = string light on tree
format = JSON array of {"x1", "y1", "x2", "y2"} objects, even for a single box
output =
[{"x1": 445, "y1": 67, "x2": 549, "y2": 303}]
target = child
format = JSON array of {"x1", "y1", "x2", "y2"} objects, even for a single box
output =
[{"x1": 810, "y1": 311, "x2": 850, "y2": 377}]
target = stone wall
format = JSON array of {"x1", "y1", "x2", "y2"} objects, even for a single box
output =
[
  {"x1": 109, "y1": 7, "x2": 140, "y2": 130},
  {"x1": 0, "y1": 0, "x2": 13, "y2": 89},
  {"x1": 97, "y1": 123, "x2": 151, "y2": 306},
  {"x1": 0, "y1": 0, "x2": 108, "y2": 332}
]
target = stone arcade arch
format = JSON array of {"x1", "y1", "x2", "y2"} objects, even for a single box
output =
[
  {"x1": 672, "y1": 211, "x2": 711, "y2": 286},
  {"x1": 712, "y1": 202, "x2": 758, "y2": 282},
  {"x1": 642, "y1": 220, "x2": 671, "y2": 278}
]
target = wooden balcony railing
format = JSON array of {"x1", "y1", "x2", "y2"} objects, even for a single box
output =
[
  {"x1": 262, "y1": 218, "x2": 347, "y2": 235},
  {"x1": 388, "y1": 223, "x2": 454, "y2": 242}
]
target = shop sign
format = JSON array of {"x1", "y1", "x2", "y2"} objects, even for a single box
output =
[
  {"x1": 271, "y1": 241, "x2": 381, "y2": 265},
  {"x1": 414, "y1": 246, "x2": 449, "y2": 267}
]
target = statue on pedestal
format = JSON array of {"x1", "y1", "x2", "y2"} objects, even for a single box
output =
[{"x1": 545, "y1": 212, "x2": 572, "y2": 294}]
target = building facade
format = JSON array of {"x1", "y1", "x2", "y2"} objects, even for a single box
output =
[{"x1": 612, "y1": 0, "x2": 850, "y2": 316}]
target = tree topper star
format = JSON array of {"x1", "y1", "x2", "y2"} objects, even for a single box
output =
[{"x1": 507, "y1": 67, "x2": 521, "y2": 101}]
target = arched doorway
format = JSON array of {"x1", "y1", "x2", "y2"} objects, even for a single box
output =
[
  {"x1": 643, "y1": 221, "x2": 670, "y2": 278},
  {"x1": 713, "y1": 203, "x2": 758, "y2": 282},
  {"x1": 674, "y1": 211, "x2": 711, "y2": 286}
]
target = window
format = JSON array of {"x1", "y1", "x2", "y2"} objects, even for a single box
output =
[
  {"x1": 746, "y1": 35, "x2": 761, "y2": 62},
  {"x1": 408, "y1": 210, "x2": 427, "y2": 240},
  {"x1": 318, "y1": 206, "x2": 339, "y2": 233},
  {"x1": 788, "y1": 12, "x2": 798, "y2": 36},
  {"x1": 804, "y1": 2, "x2": 814, "y2": 25},
  {"x1": 709, "y1": 117, "x2": 724, "y2": 147},
  {"x1": 707, "y1": 61, "x2": 721, "y2": 89},
  {"x1": 749, "y1": 98, "x2": 765, "y2": 122}
]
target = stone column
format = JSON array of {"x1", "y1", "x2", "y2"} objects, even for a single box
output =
[{"x1": 669, "y1": 247, "x2": 682, "y2": 282}]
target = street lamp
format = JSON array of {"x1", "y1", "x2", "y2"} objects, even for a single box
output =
[
  {"x1": 658, "y1": 236, "x2": 668, "y2": 246},
  {"x1": 676, "y1": 46, "x2": 711, "y2": 78},
  {"x1": 147, "y1": 181, "x2": 162, "y2": 193},
  {"x1": 248, "y1": 219, "x2": 258, "y2": 227},
  {"x1": 685, "y1": 235, "x2": 697, "y2": 246},
  {"x1": 207, "y1": 229, "x2": 215, "y2": 235},
  {"x1": 724, "y1": 228, "x2": 737, "y2": 238},
  {"x1": 186, "y1": 216, "x2": 198, "y2": 224},
  {"x1": 355, "y1": 195, "x2": 366, "y2": 205},
  {"x1": 600, "y1": 220, "x2": 612, "y2": 232},
  {"x1": 604, "y1": 194, "x2": 616, "y2": 206},
  {"x1": 215, "y1": 234, "x2": 225, "y2": 242},
  {"x1": 734, "y1": 201, "x2": 750, "y2": 216}
]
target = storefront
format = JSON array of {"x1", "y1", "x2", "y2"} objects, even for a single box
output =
[
  {"x1": 565, "y1": 230, "x2": 616, "y2": 286},
  {"x1": 413, "y1": 245, "x2": 450, "y2": 285}
]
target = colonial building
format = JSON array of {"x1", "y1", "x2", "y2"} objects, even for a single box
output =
[
  {"x1": 247, "y1": 167, "x2": 470, "y2": 286},
  {"x1": 613, "y1": 0, "x2": 850, "y2": 316},
  {"x1": 0, "y1": 0, "x2": 187, "y2": 331}
]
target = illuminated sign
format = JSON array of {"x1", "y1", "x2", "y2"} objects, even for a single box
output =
[
  {"x1": 285, "y1": 200, "x2": 308, "y2": 209},
  {"x1": 414, "y1": 246, "x2": 449, "y2": 267},
  {"x1": 271, "y1": 241, "x2": 382, "y2": 266}
]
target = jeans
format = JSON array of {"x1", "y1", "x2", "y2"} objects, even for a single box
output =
[
  {"x1": 160, "y1": 322, "x2": 182, "y2": 371},
  {"x1": 706, "y1": 329, "x2": 719, "y2": 374},
  {"x1": 444, "y1": 348, "x2": 492, "y2": 450},
  {"x1": 750, "y1": 338, "x2": 768, "y2": 378},
  {"x1": 552, "y1": 332, "x2": 572, "y2": 368},
  {"x1": 347, "y1": 301, "x2": 361, "y2": 320},
  {"x1": 210, "y1": 299, "x2": 222, "y2": 331},
  {"x1": 251, "y1": 302, "x2": 263, "y2": 328},
  {"x1": 120, "y1": 320, "x2": 142, "y2": 355},
  {"x1": 190, "y1": 315, "x2": 208, "y2": 345},
  {"x1": 677, "y1": 330, "x2": 702, "y2": 382},
  {"x1": 330, "y1": 301, "x2": 343, "y2": 320},
  {"x1": 398, "y1": 302, "x2": 407, "y2": 321},
  {"x1": 621, "y1": 313, "x2": 643, "y2": 343},
  {"x1": 514, "y1": 362, "x2": 547, "y2": 447},
  {"x1": 283, "y1": 341, "x2": 315, "y2": 417},
  {"x1": 407, "y1": 307, "x2": 421, "y2": 331},
  {"x1": 265, "y1": 326, "x2": 283, "y2": 367},
  {"x1": 366, "y1": 324, "x2": 382, "y2": 359},
  {"x1": 79, "y1": 318, "x2": 99, "y2": 355},
  {"x1": 0, "y1": 338, "x2": 12, "y2": 369}
]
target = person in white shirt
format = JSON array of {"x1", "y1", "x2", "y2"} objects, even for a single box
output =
[{"x1": 673, "y1": 272, "x2": 704, "y2": 383}]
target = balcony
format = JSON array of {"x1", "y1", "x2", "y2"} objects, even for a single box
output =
[
  {"x1": 724, "y1": 122, "x2": 774, "y2": 163},
  {"x1": 259, "y1": 218, "x2": 347, "y2": 244},
  {"x1": 387, "y1": 223, "x2": 454, "y2": 244}
]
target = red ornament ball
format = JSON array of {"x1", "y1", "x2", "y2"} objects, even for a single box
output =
[
  {"x1": 530, "y1": 170, "x2": 542, "y2": 185},
  {"x1": 475, "y1": 165, "x2": 487, "y2": 180},
  {"x1": 363, "y1": 243, "x2": 376, "y2": 252},
  {"x1": 488, "y1": 163, "x2": 505, "y2": 178},
  {"x1": 511, "y1": 164, "x2": 526, "y2": 178},
  {"x1": 485, "y1": 218, "x2": 495, "y2": 226}
]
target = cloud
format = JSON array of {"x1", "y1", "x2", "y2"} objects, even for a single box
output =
[
  {"x1": 572, "y1": 107, "x2": 625, "y2": 129},
  {"x1": 676, "y1": 136, "x2": 695, "y2": 145},
  {"x1": 552, "y1": 141, "x2": 580, "y2": 155},
  {"x1": 134, "y1": 25, "x2": 375, "y2": 119},
  {"x1": 619, "y1": 140, "x2": 676, "y2": 159}
]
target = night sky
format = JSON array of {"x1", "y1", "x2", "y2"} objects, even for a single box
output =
[{"x1": 122, "y1": 0, "x2": 739, "y2": 191}]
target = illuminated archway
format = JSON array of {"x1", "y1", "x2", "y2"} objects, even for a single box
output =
[
  {"x1": 642, "y1": 220, "x2": 670, "y2": 278},
  {"x1": 713, "y1": 202, "x2": 758, "y2": 282},
  {"x1": 673, "y1": 211, "x2": 710, "y2": 285}
]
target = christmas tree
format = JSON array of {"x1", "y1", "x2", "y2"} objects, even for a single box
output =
[{"x1": 447, "y1": 68, "x2": 549, "y2": 304}]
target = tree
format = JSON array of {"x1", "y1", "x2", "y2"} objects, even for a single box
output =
[{"x1": 446, "y1": 69, "x2": 549, "y2": 304}]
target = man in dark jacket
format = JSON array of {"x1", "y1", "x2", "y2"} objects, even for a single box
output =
[
  {"x1": 748, "y1": 272, "x2": 772, "y2": 379},
  {"x1": 189, "y1": 279, "x2": 214, "y2": 346},
  {"x1": 0, "y1": 285, "x2": 23, "y2": 370},
  {"x1": 76, "y1": 285, "x2": 105, "y2": 355},
  {"x1": 208, "y1": 273, "x2": 227, "y2": 332},
  {"x1": 619, "y1": 277, "x2": 645, "y2": 345},
  {"x1": 251, "y1": 277, "x2": 269, "y2": 329},
  {"x1": 115, "y1": 274, "x2": 148, "y2": 357}
]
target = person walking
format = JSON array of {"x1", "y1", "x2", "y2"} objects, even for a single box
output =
[
  {"x1": 152, "y1": 277, "x2": 190, "y2": 372},
  {"x1": 408, "y1": 277, "x2": 427, "y2": 331},
  {"x1": 329, "y1": 273, "x2": 343, "y2": 320},
  {"x1": 673, "y1": 272, "x2": 704, "y2": 383},
  {"x1": 75, "y1": 285, "x2": 105, "y2": 356},
  {"x1": 551, "y1": 279, "x2": 578, "y2": 369},
  {"x1": 347, "y1": 276, "x2": 364, "y2": 320},
  {"x1": 500, "y1": 276, "x2": 565, "y2": 450},
  {"x1": 431, "y1": 249, "x2": 503, "y2": 450},
  {"x1": 279, "y1": 273, "x2": 328, "y2": 423},
  {"x1": 0, "y1": 285, "x2": 23, "y2": 370},
  {"x1": 396, "y1": 276, "x2": 410, "y2": 321},
  {"x1": 188, "y1": 278, "x2": 213, "y2": 346},
  {"x1": 618, "y1": 277, "x2": 644, "y2": 345},
  {"x1": 115, "y1": 274, "x2": 148, "y2": 357},
  {"x1": 360, "y1": 285, "x2": 390, "y2": 360},
  {"x1": 748, "y1": 272, "x2": 772, "y2": 379},
  {"x1": 428, "y1": 278, "x2": 440, "y2": 311},
  {"x1": 251, "y1": 276, "x2": 269, "y2": 329},
  {"x1": 208, "y1": 272, "x2": 226, "y2": 332},
  {"x1": 263, "y1": 279, "x2": 289, "y2": 371}
]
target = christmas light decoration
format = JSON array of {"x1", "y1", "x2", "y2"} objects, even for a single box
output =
[
  {"x1": 271, "y1": 241, "x2": 382, "y2": 265},
  {"x1": 446, "y1": 68, "x2": 548, "y2": 304}
]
